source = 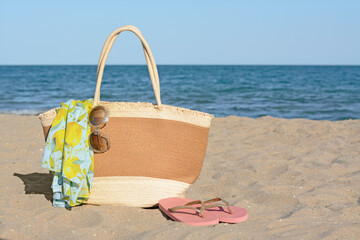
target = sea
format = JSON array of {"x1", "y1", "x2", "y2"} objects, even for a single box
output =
[{"x1": 0, "y1": 65, "x2": 359, "y2": 120}]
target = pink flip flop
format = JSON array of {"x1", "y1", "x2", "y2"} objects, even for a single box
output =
[
  {"x1": 158, "y1": 197, "x2": 248, "y2": 225},
  {"x1": 158, "y1": 197, "x2": 219, "y2": 226},
  {"x1": 203, "y1": 198, "x2": 248, "y2": 224}
]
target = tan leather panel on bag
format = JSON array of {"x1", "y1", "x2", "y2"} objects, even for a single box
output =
[
  {"x1": 43, "y1": 126, "x2": 51, "y2": 140},
  {"x1": 43, "y1": 117, "x2": 210, "y2": 184},
  {"x1": 94, "y1": 117, "x2": 209, "y2": 184}
]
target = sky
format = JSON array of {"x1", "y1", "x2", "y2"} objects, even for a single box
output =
[{"x1": 0, "y1": 0, "x2": 359, "y2": 65}]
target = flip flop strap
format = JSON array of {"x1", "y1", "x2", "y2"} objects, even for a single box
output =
[
  {"x1": 204, "y1": 198, "x2": 233, "y2": 215},
  {"x1": 169, "y1": 201, "x2": 206, "y2": 218},
  {"x1": 184, "y1": 200, "x2": 202, "y2": 206}
]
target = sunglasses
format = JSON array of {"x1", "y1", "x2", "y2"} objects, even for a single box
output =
[{"x1": 89, "y1": 105, "x2": 111, "y2": 153}]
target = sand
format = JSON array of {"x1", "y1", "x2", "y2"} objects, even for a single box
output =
[{"x1": 1, "y1": 114, "x2": 359, "y2": 239}]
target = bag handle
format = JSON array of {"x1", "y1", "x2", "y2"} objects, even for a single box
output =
[
  {"x1": 94, "y1": 25, "x2": 161, "y2": 106},
  {"x1": 96, "y1": 25, "x2": 160, "y2": 97}
]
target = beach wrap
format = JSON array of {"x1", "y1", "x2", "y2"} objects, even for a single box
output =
[{"x1": 41, "y1": 99, "x2": 94, "y2": 208}]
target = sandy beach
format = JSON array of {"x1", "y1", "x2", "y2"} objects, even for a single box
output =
[{"x1": 1, "y1": 113, "x2": 359, "y2": 239}]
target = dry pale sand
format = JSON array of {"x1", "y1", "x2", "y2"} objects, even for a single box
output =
[{"x1": 1, "y1": 114, "x2": 359, "y2": 239}]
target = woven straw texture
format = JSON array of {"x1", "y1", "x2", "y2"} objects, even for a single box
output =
[
  {"x1": 86, "y1": 176, "x2": 190, "y2": 207},
  {"x1": 39, "y1": 25, "x2": 213, "y2": 207}
]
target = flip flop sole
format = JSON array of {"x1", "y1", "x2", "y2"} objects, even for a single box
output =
[{"x1": 158, "y1": 197, "x2": 219, "y2": 226}]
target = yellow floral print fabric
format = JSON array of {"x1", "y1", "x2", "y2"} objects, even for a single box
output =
[{"x1": 41, "y1": 99, "x2": 94, "y2": 208}]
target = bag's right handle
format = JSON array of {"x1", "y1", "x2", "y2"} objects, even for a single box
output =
[{"x1": 94, "y1": 25, "x2": 161, "y2": 106}]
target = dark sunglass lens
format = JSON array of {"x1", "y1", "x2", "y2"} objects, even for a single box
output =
[{"x1": 89, "y1": 130, "x2": 110, "y2": 153}]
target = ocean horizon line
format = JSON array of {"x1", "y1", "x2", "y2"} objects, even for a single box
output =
[{"x1": 1, "y1": 64, "x2": 360, "y2": 67}]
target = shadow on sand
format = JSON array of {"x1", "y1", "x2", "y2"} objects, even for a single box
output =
[{"x1": 13, "y1": 172, "x2": 53, "y2": 202}]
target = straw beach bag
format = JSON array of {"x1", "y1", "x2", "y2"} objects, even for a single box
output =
[{"x1": 39, "y1": 25, "x2": 213, "y2": 207}]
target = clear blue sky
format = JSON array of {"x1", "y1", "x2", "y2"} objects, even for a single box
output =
[{"x1": 1, "y1": 0, "x2": 359, "y2": 65}]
